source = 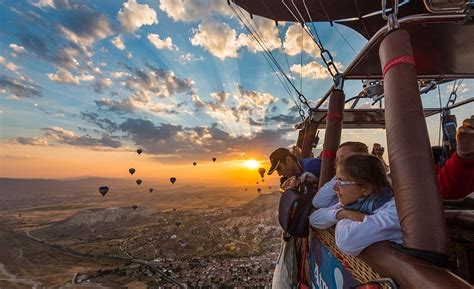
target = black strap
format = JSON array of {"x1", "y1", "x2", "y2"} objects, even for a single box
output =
[{"x1": 390, "y1": 242, "x2": 449, "y2": 267}]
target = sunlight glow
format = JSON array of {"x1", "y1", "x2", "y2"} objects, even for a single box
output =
[{"x1": 243, "y1": 159, "x2": 260, "y2": 169}]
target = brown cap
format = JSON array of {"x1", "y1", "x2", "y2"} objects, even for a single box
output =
[{"x1": 267, "y1": 148, "x2": 292, "y2": 175}]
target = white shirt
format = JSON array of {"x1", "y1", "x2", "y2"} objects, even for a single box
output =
[
  {"x1": 309, "y1": 198, "x2": 403, "y2": 256},
  {"x1": 312, "y1": 176, "x2": 338, "y2": 209}
]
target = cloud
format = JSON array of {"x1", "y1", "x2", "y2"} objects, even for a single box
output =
[
  {"x1": 159, "y1": 0, "x2": 232, "y2": 22},
  {"x1": 9, "y1": 43, "x2": 26, "y2": 56},
  {"x1": 284, "y1": 23, "x2": 320, "y2": 56},
  {"x1": 93, "y1": 78, "x2": 113, "y2": 93},
  {"x1": 264, "y1": 114, "x2": 301, "y2": 126},
  {"x1": 59, "y1": 11, "x2": 114, "y2": 57},
  {"x1": 117, "y1": 118, "x2": 293, "y2": 161},
  {"x1": 177, "y1": 53, "x2": 203, "y2": 64},
  {"x1": 47, "y1": 68, "x2": 94, "y2": 85},
  {"x1": 118, "y1": 0, "x2": 158, "y2": 33},
  {"x1": 16, "y1": 137, "x2": 48, "y2": 146},
  {"x1": 42, "y1": 126, "x2": 121, "y2": 148},
  {"x1": 95, "y1": 98, "x2": 135, "y2": 113},
  {"x1": 243, "y1": 17, "x2": 281, "y2": 53},
  {"x1": 111, "y1": 35, "x2": 125, "y2": 50},
  {"x1": 190, "y1": 20, "x2": 247, "y2": 60},
  {"x1": 80, "y1": 111, "x2": 119, "y2": 132},
  {"x1": 147, "y1": 33, "x2": 176, "y2": 51},
  {"x1": 31, "y1": 0, "x2": 55, "y2": 9},
  {"x1": 125, "y1": 63, "x2": 196, "y2": 99},
  {"x1": 211, "y1": 91, "x2": 229, "y2": 104},
  {"x1": 446, "y1": 83, "x2": 470, "y2": 94},
  {"x1": 290, "y1": 61, "x2": 343, "y2": 80},
  {"x1": 0, "y1": 75, "x2": 42, "y2": 98}
]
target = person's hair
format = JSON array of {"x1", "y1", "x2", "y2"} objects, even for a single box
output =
[
  {"x1": 338, "y1": 154, "x2": 390, "y2": 192},
  {"x1": 339, "y1": 141, "x2": 369, "y2": 154}
]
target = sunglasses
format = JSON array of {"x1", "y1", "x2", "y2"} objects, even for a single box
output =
[{"x1": 334, "y1": 179, "x2": 361, "y2": 189}]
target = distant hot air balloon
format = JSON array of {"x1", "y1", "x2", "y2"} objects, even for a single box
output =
[
  {"x1": 193, "y1": 162, "x2": 197, "y2": 166},
  {"x1": 269, "y1": 186, "x2": 272, "y2": 189},
  {"x1": 245, "y1": 188, "x2": 248, "y2": 191},
  {"x1": 175, "y1": 221, "x2": 181, "y2": 227},
  {"x1": 170, "y1": 177, "x2": 176, "y2": 184},
  {"x1": 173, "y1": 208, "x2": 177, "y2": 212},
  {"x1": 132, "y1": 205, "x2": 138, "y2": 210},
  {"x1": 149, "y1": 188, "x2": 154, "y2": 193},
  {"x1": 136, "y1": 179, "x2": 142, "y2": 185},
  {"x1": 99, "y1": 186, "x2": 109, "y2": 197},
  {"x1": 262, "y1": 179, "x2": 265, "y2": 182},
  {"x1": 136, "y1": 149, "x2": 143, "y2": 155},
  {"x1": 258, "y1": 167, "x2": 266, "y2": 178},
  {"x1": 129, "y1": 168, "x2": 136, "y2": 175},
  {"x1": 257, "y1": 188, "x2": 262, "y2": 193},
  {"x1": 212, "y1": 157, "x2": 216, "y2": 162},
  {"x1": 256, "y1": 182, "x2": 259, "y2": 185},
  {"x1": 179, "y1": 240, "x2": 187, "y2": 247}
]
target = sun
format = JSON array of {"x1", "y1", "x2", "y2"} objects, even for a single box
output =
[{"x1": 243, "y1": 159, "x2": 260, "y2": 169}]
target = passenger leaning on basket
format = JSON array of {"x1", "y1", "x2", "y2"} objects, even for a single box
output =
[
  {"x1": 313, "y1": 141, "x2": 369, "y2": 209},
  {"x1": 309, "y1": 154, "x2": 402, "y2": 256}
]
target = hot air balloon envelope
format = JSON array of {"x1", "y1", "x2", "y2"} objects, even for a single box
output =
[
  {"x1": 129, "y1": 168, "x2": 135, "y2": 175},
  {"x1": 132, "y1": 205, "x2": 137, "y2": 210},
  {"x1": 149, "y1": 188, "x2": 154, "y2": 193},
  {"x1": 257, "y1": 188, "x2": 262, "y2": 193},
  {"x1": 136, "y1": 149, "x2": 142, "y2": 155},
  {"x1": 212, "y1": 157, "x2": 216, "y2": 162},
  {"x1": 136, "y1": 179, "x2": 142, "y2": 185},
  {"x1": 258, "y1": 167, "x2": 266, "y2": 178},
  {"x1": 99, "y1": 186, "x2": 109, "y2": 197},
  {"x1": 170, "y1": 177, "x2": 176, "y2": 184},
  {"x1": 193, "y1": 162, "x2": 197, "y2": 166}
]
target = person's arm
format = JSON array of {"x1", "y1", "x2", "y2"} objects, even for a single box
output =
[
  {"x1": 309, "y1": 203, "x2": 342, "y2": 229},
  {"x1": 438, "y1": 116, "x2": 474, "y2": 200},
  {"x1": 312, "y1": 178, "x2": 338, "y2": 209},
  {"x1": 334, "y1": 200, "x2": 403, "y2": 256}
]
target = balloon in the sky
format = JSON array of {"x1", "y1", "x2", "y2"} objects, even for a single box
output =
[
  {"x1": 132, "y1": 205, "x2": 138, "y2": 210},
  {"x1": 99, "y1": 186, "x2": 109, "y2": 197},
  {"x1": 149, "y1": 188, "x2": 154, "y2": 193},
  {"x1": 170, "y1": 177, "x2": 176, "y2": 184},
  {"x1": 258, "y1": 167, "x2": 266, "y2": 178},
  {"x1": 269, "y1": 186, "x2": 272, "y2": 189},
  {"x1": 179, "y1": 240, "x2": 187, "y2": 247},
  {"x1": 256, "y1": 182, "x2": 259, "y2": 185},
  {"x1": 212, "y1": 157, "x2": 216, "y2": 162},
  {"x1": 129, "y1": 168, "x2": 136, "y2": 175},
  {"x1": 262, "y1": 179, "x2": 265, "y2": 182},
  {"x1": 136, "y1": 149, "x2": 143, "y2": 155},
  {"x1": 245, "y1": 188, "x2": 248, "y2": 191},
  {"x1": 136, "y1": 179, "x2": 142, "y2": 185},
  {"x1": 257, "y1": 188, "x2": 262, "y2": 193},
  {"x1": 175, "y1": 221, "x2": 181, "y2": 227},
  {"x1": 193, "y1": 162, "x2": 197, "y2": 166}
]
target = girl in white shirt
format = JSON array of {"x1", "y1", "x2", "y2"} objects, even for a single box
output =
[{"x1": 309, "y1": 154, "x2": 403, "y2": 256}]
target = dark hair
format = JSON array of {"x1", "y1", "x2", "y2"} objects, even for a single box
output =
[
  {"x1": 339, "y1": 141, "x2": 369, "y2": 154},
  {"x1": 338, "y1": 154, "x2": 390, "y2": 192}
]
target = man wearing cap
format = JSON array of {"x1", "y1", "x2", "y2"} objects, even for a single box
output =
[{"x1": 267, "y1": 147, "x2": 321, "y2": 192}]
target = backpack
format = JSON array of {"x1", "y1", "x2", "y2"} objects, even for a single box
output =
[{"x1": 278, "y1": 188, "x2": 313, "y2": 238}]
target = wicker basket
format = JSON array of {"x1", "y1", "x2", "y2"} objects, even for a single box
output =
[{"x1": 312, "y1": 228, "x2": 390, "y2": 288}]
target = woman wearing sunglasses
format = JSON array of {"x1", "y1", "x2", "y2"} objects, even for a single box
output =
[{"x1": 309, "y1": 154, "x2": 403, "y2": 256}]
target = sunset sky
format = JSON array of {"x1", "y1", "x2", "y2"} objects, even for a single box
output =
[{"x1": 0, "y1": 0, "x2": 472, "y2": 185}]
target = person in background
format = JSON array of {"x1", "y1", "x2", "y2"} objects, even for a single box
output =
[
  {"x1": 438, "y1": 115, "x2": 474, "y2": 199},
  {"x1": 309, "y1": 154, "x2": 402, "y2": 256},
  {"x1": 267, "y1": 148, "x2": 321, "y2": 192},
  {"x1": 371, "y1": 143, "x2": 389, "y2": 172},
  {"x1": 313, "y1": 141, "x2": 369, "y2": 209}
]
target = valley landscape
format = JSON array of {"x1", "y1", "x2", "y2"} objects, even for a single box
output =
[{"x1": 0, "y1": 178, "x2": 282, "y2": 288}]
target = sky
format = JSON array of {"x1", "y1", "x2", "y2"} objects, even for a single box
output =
[{"x1": 0, "y1": 0, "x2": 472, "y2": 185}]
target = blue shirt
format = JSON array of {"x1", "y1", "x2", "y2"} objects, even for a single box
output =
[{"x1": 300, "y1": 158, "x2": 321, "y2": 178}]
